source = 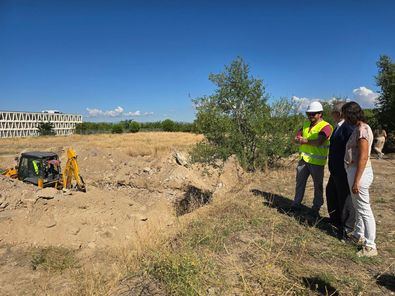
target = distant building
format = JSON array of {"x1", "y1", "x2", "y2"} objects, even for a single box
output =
[
  {"x1": 0, "y1": 111, "x2": 83, "y2": 138},
  {"x1": 41, "y1": 109, "x2": 62, "y2": 114}
]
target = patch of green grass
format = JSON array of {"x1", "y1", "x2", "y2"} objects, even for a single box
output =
[
  {"x1": 31, "y1": 246, "x2": 78, "y2": 272},
  {"x1": 375, "y1": 197, "x2": 388, "y2": 204},
  {"x1": 177, "y1": 200, "x2": 260, "y2": 252},
  {"x1": 338, "y1": 275, "x2": 365, "y2": 295},
  {"x1": 313, "y1": 240, "x2": 357, "y2": 261},
  {"x1": 249, "y1": 216, "x2": 266, "y2": 227},
  {"x1": 351, "y1": 254, "x2": 383, "y2": 265},
  {"x1": 145, "y1": 251, "x2": 218, "y2": 296}
]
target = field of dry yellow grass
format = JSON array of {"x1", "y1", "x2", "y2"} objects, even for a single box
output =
[{"x1": 0, "y1": 132, "x2": 204, "y2": 158}]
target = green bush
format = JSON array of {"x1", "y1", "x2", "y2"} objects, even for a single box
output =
[
  {"x1": 189, "y1": 141, "x2": 230, "y2": 166},
  {"x1": 75, "y1": 122, "x2": 112, "y2": 134},
  {"x1": 111, "y1": 123, "x2": 123, "y2": 134},
  {"x1": 128, "y1": 121, "x2": 141, "y2": 133},
  {"x1": 37, "y1": 121, "x2": 56, "y2": 136},
  {"x1": 161, "y1": 119, "x2": 176, "y2": 132}
]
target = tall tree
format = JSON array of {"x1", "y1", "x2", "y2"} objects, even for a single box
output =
[
  {"x1": 193, "y1": 57, "x2": 301, "y2": 170},
  {"x1": 376, "y1": 55, "x2": 395, "y2": 132}
]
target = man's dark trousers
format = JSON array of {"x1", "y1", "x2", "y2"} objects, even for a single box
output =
[
  {"x1": 326, "y1": 172, "x2": 354, "y2": 233},
  {"x1": 326, "y1": 122, "x2": 356, "y2": 235}
]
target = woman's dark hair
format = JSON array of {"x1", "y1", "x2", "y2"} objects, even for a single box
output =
[{"x1": 341, "y1": 101, "x2": 366, "y2": 124}]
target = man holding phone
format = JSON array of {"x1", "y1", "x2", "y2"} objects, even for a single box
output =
[{"x1": 292, "y1": 101, "x2": 333, "y2": 218}]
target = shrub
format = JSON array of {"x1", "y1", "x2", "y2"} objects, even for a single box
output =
[
  {"x1": 111, "y1": 123, "x2": 123, "y2": 134},
  {"x1": 128, "y1": 121, "x2": 141, "y2": 133},
  {"x1": 37, "y1": 121, "x2": 56, "y2": 136},
  {"x1": 162, "y1": 119, "x2": 176, "y2": 132}
]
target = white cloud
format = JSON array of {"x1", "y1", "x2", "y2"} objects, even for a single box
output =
[
  {"x1": 292, "y1": 87, "x2": 378, "y2": 113},
  {"x1": 124, "y1": 111, "x2": 154, "y2": 117},
  {"x1": 352, "y1": 86, "x2": 379, "y2": 108},
  {"x1": 291, "y1": 96, "x2": 315, "y2": 112},
  {"x1": 291, "y1": 96, "x2": 348, "y2": 113},
  {"x1": 86, "y1": 108, "x2": 104, "y2": 117},
  {"x1": 124, "y1": 110, "x2": 141, "y2": 116},
  {"x1": 86, "y1": 106, "x2": 154, "y2": 118},
  {"x1": 104, "y1": 106, "x2": 124, "y2": 117}
]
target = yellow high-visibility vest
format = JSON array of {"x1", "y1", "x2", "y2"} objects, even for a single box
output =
[
  {"x1": 32, "y1": 160, "x2": 39, "y2": 175},
  {"x1": 299, "y1": 120, "x2": 333, "y2": 166}
]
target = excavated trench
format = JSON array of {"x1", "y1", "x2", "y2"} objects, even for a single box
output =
[{"x1": 175, "y1": 186, "x2": 213, "y2": 216}]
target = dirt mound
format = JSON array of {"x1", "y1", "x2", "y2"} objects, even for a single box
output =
[
  {"x1": 0, "y1": 176, "x2": 39, "y2": 211},
  {"x1": 0, "y1": 148, "x2": 244, "y2": 250}
]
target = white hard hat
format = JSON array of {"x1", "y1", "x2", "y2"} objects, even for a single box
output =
[{"x1": 306, "y1": 101, "x2": 323, "y2": 112}]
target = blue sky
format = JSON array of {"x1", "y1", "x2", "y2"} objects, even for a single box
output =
[{"x1": 1, "y1": 0, "x2": 394, "y2": 122}]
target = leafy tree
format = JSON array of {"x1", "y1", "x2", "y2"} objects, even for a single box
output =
[
  {"x1": 321, "y1": 100, "x2": 335, "y2": 127},
  {"x1": 193, "y1": 57, "x2": 301, "y2": 170},
  {"x1": 162, "y1": 119, "x2": 176, "y2": 132},
  {"x1": 119, "y1": 120, "x2": 140, "y2": 133},
  {"x1": 75, "y1": 122, "x2": 113, "y2": 134},
  {"x1": 128, "y1": 121, "x2": 141, "y2": 133},
  {"x1": 111, "y1": 123, "x2": 123, "y2": 134},
  {"x1": 75, "y1": 122, "x2": 87, "y2": 134},
  {"x1": 364, "y1": 109, "x2": 378, "y2": 130},
  {"x1": 376, "y1": 55, "x2": 395, "y2": 132},
  {"x1": 140, "y1": 121, "x2": 163, "y2": 131},
  {"x1": 37, "y1": 121, "x2": 56, "y2": 136},
  {"x1": 75, "y1": 120, "x2": 193, "y2": 134}
]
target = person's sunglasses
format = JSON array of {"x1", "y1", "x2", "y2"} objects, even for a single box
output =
[{"x1": 306, "y1": 112, "x2": 320, "y2": 116}]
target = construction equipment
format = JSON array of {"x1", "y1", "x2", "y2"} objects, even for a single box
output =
[{"x1": 1, "y1": 148, "x2": 86, "y2": 192}]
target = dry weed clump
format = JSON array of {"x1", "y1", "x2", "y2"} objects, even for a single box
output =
[{"x1": 31, "y1": 246, "x2": 78, "y2": 272}]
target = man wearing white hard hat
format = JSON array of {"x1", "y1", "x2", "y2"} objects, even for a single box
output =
[{"x1": 292, "y1": 101, "x2": 333, "y2": 218}]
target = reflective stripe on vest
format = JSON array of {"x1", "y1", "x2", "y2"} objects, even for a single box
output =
[
  {"x1": 299, "y1": 120, "x2": 333, "y2": 166},
  {"x1": 32, "y1": 160, "x2": 39, "y2": 175}
]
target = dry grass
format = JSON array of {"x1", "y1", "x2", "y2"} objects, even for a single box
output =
[
  {"x1": 0, "y1": 132, "x2": 203, "y2": 170},
  {"x1": 0, "y1": 132, "x2": 203, "y2": 157}
]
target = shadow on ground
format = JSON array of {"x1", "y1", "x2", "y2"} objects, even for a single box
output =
[
  {"x1": 376, "y1": 273, "x2": 395, "y2": 292},
  {"x1": 302, "y1": 277, "x2": 339, "y2": 296},
  {"x1": 251, "y1": 189, "x2": 336, "y2": 238}
]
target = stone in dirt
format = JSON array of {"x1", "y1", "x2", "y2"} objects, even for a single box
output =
[
  {"x1": 142, "y1": 167, "x2": 151, "y2": 173},
  {"x1": 46, "y1": 222, "x2": 57, "y2": 228},
  {"x1": 174, "y1": 151, "x2": 189, "y2": 167},
  {"x1": 36, "y1": 188, "x2": 58, "y2": 200}
]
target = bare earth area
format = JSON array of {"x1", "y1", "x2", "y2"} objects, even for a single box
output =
[{"x1": 0, "y1": 132, "x2": 394, "y2": 295}]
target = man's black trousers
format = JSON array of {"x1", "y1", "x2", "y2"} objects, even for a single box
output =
[{"x1": 326, "y1": 173, "x2": 355, "y2": 233}]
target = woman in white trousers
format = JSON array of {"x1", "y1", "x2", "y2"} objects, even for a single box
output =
[{"x1": 342, "y1": 102, "x2": 377, "y2": 257}]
